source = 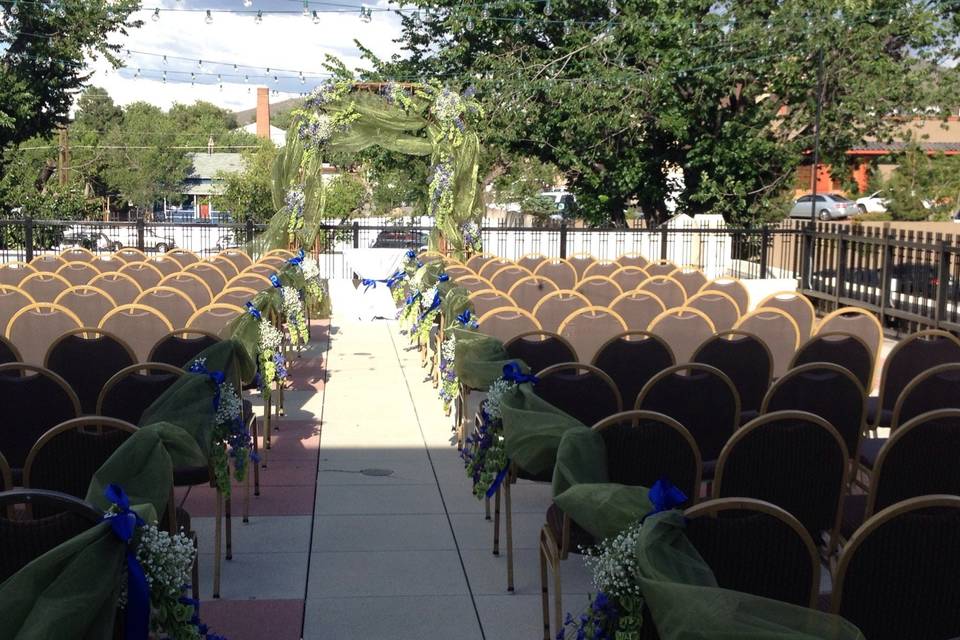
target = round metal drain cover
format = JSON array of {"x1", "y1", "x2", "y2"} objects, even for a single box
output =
[{"x1": 360, "y1": 468, "x2": 394, "y2": 477}]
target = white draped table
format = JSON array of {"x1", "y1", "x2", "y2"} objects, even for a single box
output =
[{"x1": 333, "y1": 248, "x2": 409, "y2": 321}]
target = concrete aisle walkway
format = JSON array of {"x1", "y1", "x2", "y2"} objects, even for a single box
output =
[{"x1": 303, "y1": 320, "x2": 593, "y2": 640}]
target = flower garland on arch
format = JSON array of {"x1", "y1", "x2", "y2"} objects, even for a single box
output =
[{"x1": 284, "y1": 187, "x2": 305, "y2": 245}]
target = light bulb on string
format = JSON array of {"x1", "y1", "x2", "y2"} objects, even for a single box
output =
[
  {"x1": 299, "y1": 72, "x2": 305, "y2": 84},
  {"x1": 273, "y1": 75, "x2": 278, "y2": 83},
  {"x1": 162, "y1": 55, "x2": 167, "y2": 64},
  {"x1": 217, "y1": 74, "x2": 222, "y2": 83},
  {"x1": 243, "y1": 0, "x2": 252, "y2": 6},
  {"x1": 197, "y1": 59, "x2": 203, "y2": 69},
  {"x1": 219, "y1": 84, "x2": 223, "y2": 91},
  {"x1": 9, "y1": 2, "x2": 18, "y2": 16},
  {"x1": 607, "y1": 0, "x2": 618, "y2": 16},
  {"x1": 481, "y1": 6, "x2": 490, "y2": 19},
  {"x1": 466, "y1": 16, "x2": 474, "y2": 31},
  {"x1": 302, "y1": 1, "x2": 309, "y2": 17},
  {"x1": 205, "y1": 10, "x2": 213, "y2": 24},
  {"x1": 255, "y1": 10, "x2": 262, "y2": 23},
  {"x1": 360, "y1": 6, "x2": 372, "y2": 23},
  {"x1": 563, "y1": 20, "x2": 573, "y2": 35},
  {"x1": 151, "y1": 8, "x2": 159, "y2": 21},
  {"x1": 244, "y1": 74, "x2": 249, "y2": 82},
  {"x1": 544, "y1": 1, "x2": 553, "y2": 17},
  {"x1": 162, "y1": 71, "x2": 167, "y2": 83},
  {"x1": 513, "y1": 12, "x2": 523, "y2": 34},
  {"x1": 134, "y1": 68, "x2": 140, "y2": 78},
  {"x1": 312, "y1": 10, "x2": 319, "y2": 24}
]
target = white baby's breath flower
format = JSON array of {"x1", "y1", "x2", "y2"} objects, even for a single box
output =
[{"x1": 484, "y1": 377, "x2": 516, "y2": 422}]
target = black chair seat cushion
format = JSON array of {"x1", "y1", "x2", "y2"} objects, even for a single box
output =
[
  {"x1": 546, "y1": 503, "x2": 594, "y2": 552},
  {"x1": 739, "y1": 409, "x2": 760, "y2": 427},
  {"x1": 858, "y1": 438, "x2": 887, "y2": 470},
  {"x1": 841, "y1": 493, "x2": 867, "y2": 539},
  {"x1": 865, "y1": 396, "x2": 893, "y2": 429}
]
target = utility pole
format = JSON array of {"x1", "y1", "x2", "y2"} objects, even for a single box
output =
[
  {"x1": 809, "y1": 47, "x2": 824, "y2": 222},
  {"x1": 57, "y1": 127, "x2": 70, "y2": 187}
]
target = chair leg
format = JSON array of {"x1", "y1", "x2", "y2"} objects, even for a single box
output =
[
  {"x1": 540, "y1": 527, "x2": 562, "y2": 640},
  {"x1": 505, "y1": 474, "x2": 515, "y2": 592},
  {"x1": 277, "y1": 382, "x2": 285, "y2": 418},
  {"x1": 484, "y1": 494, "x2": 491, "y2": 521},
  {"x1": 493, "y1": 485, "x2": 501, "y2": 555},
  {"x1": 243, "y1": 468, "x2": 250, "y2": 524},
  {"x1": 264, "y1": 396, "x2": 272, "y2": 456},
  {"x1": 252, "y1": 417, "x2": 261, "y2": 496},
  {"x1": 213, "y1": 491, "x2": 222, "y2": 599},
  {"x1": 225, "y1": 495, "x2": 233, "y2": 560}
]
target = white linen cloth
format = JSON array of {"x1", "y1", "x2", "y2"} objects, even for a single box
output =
[{"x1": 337, "y1": 248, "x2": 409, "y2": 320}]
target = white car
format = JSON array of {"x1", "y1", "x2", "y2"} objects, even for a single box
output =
[{"x1": 855, "y1": 190, "x2": 888, "y2": 214}]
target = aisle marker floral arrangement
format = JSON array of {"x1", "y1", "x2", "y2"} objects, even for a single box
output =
[
  {"x1": 460, "y1": 371, "x2": 516, "y2": 499},
  {"x1": 282, "y1": 285, "x2": 309, "y2": 347}
]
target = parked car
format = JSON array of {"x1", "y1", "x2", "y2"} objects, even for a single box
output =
[
  {"x1": 372, "y1": 230, "x2": 429, "y2": 252},
  {"x1": 538, "y1": 191, "x2": 577, "y2": 221},
  {"x1": 855, "y1": 190, "x2": 888, "y2": 214},
  {"x1": 788, "y1": 194, "x2": 860, "y2": 221},
  {"x1": 99, "y1": 227, "x2": 176, "y2": 253}
]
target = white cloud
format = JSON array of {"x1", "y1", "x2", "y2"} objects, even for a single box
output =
[{"x1": 83, "y1": 1, "x2": 405, "y2": 113}]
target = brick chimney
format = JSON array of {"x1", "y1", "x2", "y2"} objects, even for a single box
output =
[{"x1": 256, "y1": 87, "x2": 270, "y2": 140}]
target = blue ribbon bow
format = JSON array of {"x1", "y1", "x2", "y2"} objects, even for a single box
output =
[
  {"x1": 361, "y1": 278, "x2": 377, "y2": 292},
  {"x1": 102, "y1": 484, "x2": 149, "y2": 640},
  {"x1": 269, "y1": 274, "x2": 282, "y2": 288},
  {"x1": 245, "y1": 301, "x2": 262, "y2": 320},
  {"x1": 456, "y1": 309, "x2": 472, "y2": 326},
  {"x1": 188, "y1": 361, "x2": 225, "y2": 410},
  {"x1": 288, "y1": 249, "x2": 305, "y2": 266},
  {"x1": 405, "y1": 291, "x2": 421, "y2": 307},
  {"x1": 417, "y1": 290, "x2": 442, "y2": 322},
  {"x1": 502, "y1": 362, "x2": 539, "y2": 385},
  {"x1": 406, "y1": 249, "x2": 417, "y2": 260},
  {"x1": 642, "y1": 477, "x2": 688, "y2": 523},
  {"x1": 438, "y1": 273, "x2": 450, "y2": 282},
  {"x1": 385, "y1": 270, "x2": 406, "y2": 289}
]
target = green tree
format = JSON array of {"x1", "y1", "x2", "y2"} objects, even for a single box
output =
[
  {"x1": 885, "y1": 146, "x2": 960, "y2": 221},
  {"x1": 374, "y1": 0, "x2": 959, "y2": 226},
  {"x1": 324, "y1": 174, "x2": 367, "y2": 222},
  {"x1": 213, "y1": 141, "x2": 279, "y2": 223}
]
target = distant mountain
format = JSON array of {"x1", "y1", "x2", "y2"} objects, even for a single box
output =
[{"x1": 233, "y1": 97, "x2": 303, "y2": 126}]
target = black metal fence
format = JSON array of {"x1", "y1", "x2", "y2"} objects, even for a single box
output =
[{"x1": 3, "y1": 216, "x2": 960, "y2": 333}]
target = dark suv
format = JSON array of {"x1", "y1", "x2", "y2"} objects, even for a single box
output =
[{"x1": 372, "y1": 230, "x2": 429, "y2": 251}]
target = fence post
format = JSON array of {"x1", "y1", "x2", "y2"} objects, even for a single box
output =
[
  {"x1": 934, "y1": 240, "x2": 950, "y2": 329},
  {"x1": 352, "y1": 221, "x2": 360, "y2": 249},
  {"x1": 878, "y1": 231, "x2": 893, "y2": 329},
  {"x1": 835, "y1": 232, "x2": 848, "y2": 308},
  {"x1": 760, "y1": 225, "x2": 770, "y2": 279},
  {"x1": 246, "y1": 217, "x2": 255, "y2": 244},
  {"x1": 136, "y1": 216, "x2": 145, "y2": 252},
  {"x1": 660, "y1": 227, "x2": 668, "y2": 260},
  {"x1": 24, "y1": 216, "x2": 33, "y2": 263},
  {"x1": 559, "y1": 222, "x2": 568, "y2": 259}
]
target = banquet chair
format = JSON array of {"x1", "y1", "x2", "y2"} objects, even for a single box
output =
[
  {"x1": 0, "y1": 285, "x2": 35, "y2": 335},
  {"x1": 714, "y1": 410, "x2": 848, "y2": 555},
  {"x1": 503, "y1": 331, "x2": 577, "y2": 375},
  {"x1": 44, "y1": 329, "x2": 137, "y2": 414},
  {"x1": 671, "y1": 266, "x2": 708, "y2": 298},
  {"x1": 90, "y1": 255, "x2": 125, "y2": 274},
  {"x1": 868, "y1": 329, "x2": 960, "y2": 430},
  {"x1": 581, "y1": 260, "x2": 619, "y2": 279},
  {"x1": 700, "y1": 278, "x2": 750, "y2": 316},
  {"x1": 507, "y1": 277, "x2": 558, "y2": 311},
  {"x1": 467, "y1": 289, "x2": 517, "y2": 319},
  {"x1": 146, "y1": 256, "x2": 183, "y2": 277},
  {"x1": 165, "y1": 248, "x2": 200, "y2": 268},
  {"x1": 475, "y1": 306, "x2": 540, "y2": 344},
  {"x1": 0, "y1": 489, "x2": 103, "y2": 583},
  {"x1": 114, "y1": 247, "x2": 147, "y2": 263},
  {"x1": 0, "y1": 451, "x2": 11, "y2": 490},
  {"x1": 466, "y1": 254, "x2": 495, "y2": 273},
  {"x1": 540, "y1": 410, "x2": 700, "y2": 638},
  {"x1": 489, "y1": 265, "x2": 533, "y2": 293},
  {"x1": 54, "y1": 286, "x2": 117, "y2": 328},
  {"x1": 558, "y1": 306, "x2": 628, "y2": 364},
  {"x1": 686, "y1": 290, "x2": 741, "y2": 333},
  {"x1": 840, "y1": 409, "x2": 960, "y2": 539},
  {"x1": 815, "y1": 307, "x2": 883, "y2": 370},
  {"x1": 891, "y1": 362, "x2": 960, "y2": 429},
  {"x1": 0, "y1": 363, "x2": 81, "y2": 483},
  {"x1": 636, "y1": 363, "x2": 739, "y2": 477},
  {"x1": 573, "y1": 276, "x2": 622, "y2": 307},
  {"x1": 790, "y1": 331, "x2": 873, "y2": 392},
  {"x1": 517, "y1": 253, "x2": 548, "y2": 273},
  {"x1": 566, "y1": 254, "x2": 596, "y2": 280},
  {"x1": 444, "y1": 265, "x2": 476, "y2": 281},
  {"x1": 217, "y1": 249, "x2": 253, "y2": 273},
  {"x1": 533, "y1": 258, "x2": 578, "y2": 291},
  {"x1": 117, "y1": 261, "x2": 164, "y2": 290},
  {"x1": 762, "y1": 363, "x2": 866, "y2": 466},
  {"x1": 0, "y1": 335, "x2": 21, "y2": 371},
  {"x1": 209, "y1": 256, "x2": 240, "y2": 281},
  {"x1": 88, "y1": 272, "x2": 142, "y2": 306},
  {"x1": 452, "y1": 275, "x2": 493, "y2": 295},
  {"x1": 99, "y1": 304, "x2": 175, "y2": 363},
  {"x1": 149, "y1": 329, "x2": 221, "y2": 368},
  {"x1": 644, "y1": 259, "x2": 679, "y2": 278},
  {"x1": 28, "y1": 254, "x2": 67, "y2": 273},
  {"x1": 532, "y1": 290, "x2": 590, "y2": 334},
  {"x1": 615, "y1": 253, "x2": 649, "y2": 269},
  {"x1": 477, "y1": 258, "x2": 515, "y2": 281},
  {"x1": 18, "y1": 271, "x2": 71, "y2": 303},
  {"x1": 58, "y1": 247, "x2": 95, "y2": 263},
  {"x1": 609, "y1": 266, "x2": 649, "y2": 292},
  {"x1": 609, "y1": 290, "x2": 666, "y2": 332},
  {"x1": 638, "y1": 275, "x2": 687, "y2": 310},
  {"x1": 693, "y1": 331, "x2": 772, "y2": 425},
  {"x1": 96, "y1": 363, "x2": 184, "y2": 426},
  {"x1": 186, "y1": 304, "x2": 245, "y2": 336},
  {"x1": 158, "y1": 273, "x2": 213, "y2": 308},
  {"x1": 183, "y1": 262, "x2": 229, "y2": 293},
  {"x1": 832, "y1": 495, "x2": 960, "y2": 640},
  {"x1": 54, "y1": 262, "x2": 100, "y2": 287},
  {"x1": 647, "y1": 307, "x2": 715, "y2": 364},
  {"x1": 264, "y1": 248, "x2": 296, "y2": 260},
  {"x1": 592, "y1": 331, "x2": 675, "y2": 409},
  {"x1": 733, "y1": 307, "x2": 801, "y2": 378},
  {"x1": 5, "y1": 303, "x2": 83, "y2": 367},
  {"x1": 227, "y1": 273, "x2": 273, "y2": 291},
  {"x1": 0, "y1": 262, "x2": 35, "y2": 286},
  {"x1": 212, "y1": 287, "x2": 259, "y2": 308},
  {"x1": 758, "y1": 292, "x2": 816, "y2": 340},
  {"x1": 135, "y1": 287, "x2": 197, "y2": 330}
]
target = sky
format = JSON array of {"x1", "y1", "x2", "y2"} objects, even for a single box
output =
[{"x1": 85, "y1": 0, "x2": 407, "y2": 114}]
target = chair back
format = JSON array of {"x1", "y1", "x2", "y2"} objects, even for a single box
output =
[
  {"x1": 44, "y1": 329, "x2": 137, "y2": 414},
  {"x1": 790, "y1": 331, "x2": 873, "y2": 391},
  {"x1": 615, "y1": 254, "x2": 648, "y2": 269},
  {"x1": 693, "y1": 331, "x2": 772, "y2": 415},
  {"x1": 671, "y1": 267, "x2": 708, "y2": 298},
  {"x1": 0, "y1": 489, "x2": 102, "y2": 583},
  {"x1": 816, "y1": 307, "x2": 883, "y2": 367},
  {"x1": 832, "y1": 495, "x2": 960, "y2": 640},
  {"x1": 89, "y1": 255, "x2": 123, "y2": 273},
  {"x1": 465, "y1": 254, "x2": 495, "y2": 273},
  {"x1": 0, "y1": 285, "x2": 35, "y2": 336},
  {"x1": 758, "y1": 292, "x2": 815, "y2": 340},
  {"x1": 644, "y1": 259, "x2": 679, "y2": 278},
  {"x1": 186, "y1": 303, "x2": 244, "y2": 335},
  {"x1": 117, "y1": 261, "x2": 164, "y2": 289},
  {"x1": 477, "y1": 258, "x2": 515, "y2": 281},
  {"x1": 594, "y1": 410, "x2": 701, "y2": 499},
  {"x1": 0, "y1": 364, "x2": 81, "y2": 472},
  {"x1": 54, "y1": 286, "x2": 116, "y2": 328},
  {"x1": 714, "y1": 411, "x2": 847, "y2": 549},
  {"x1": 183, "y1": 262, "x2": 229, "y2": 293},
  {"x1": 686, "y1": 290, "x2": 741, "y2": 333},
  {"x1": 88, "y1": 272, "x2": 142, "y2": 305},
  {"x1": 23, "y1": 417, "x2": 138, "y2": 501},
  {"x1": 97, "y1": 363, "x2": 184, "y2": 425},
  {"x1": 99, "y1": 304, "x2": 175, "y2": 362},
  {"x1": 445, "y1": 265, "x2": 476, "y2": 282},
  {"x1": 454, "y1": 275, "x2": 494, "y2": 294},
  {"x1": 158, "y1": 273, "x2": 213, "y2": 308},
  {"x1": 217, "y1": 249, "x2": 253, "y2": 272},
  {"x1": 135, "y1": 287, "x2": 197, "y2": 329},
  {"x1": 0, "y1": 452, "x2": 10, "y2": 490},
  {"x1": 648, "y1": 307, "x2": 715, "y2": 364},
  {"x1": 503, "y1": 331, "x2": 577, "y2": 375},
  {"x1": 212, "y1": 287, "x2": 259, "y2": 308},
  {"x1": 209, "y1": 256, "x2": 240, "y2": 280},
  {"x1": 149, "y1": 329, "x2": 221, "y2": 367},
  {"x1": 637, "y1": 363, "x2": 739, "y2": 462},
  {"x1": 5, "y1": 303, "x2": 83, "y2": 366},
  {"x1": 684, "y1": 498, "x2": 819, "y2": 607},
  {"x1": 489, "y1": 265, "x2": 533, "y2": 293},
  {"x1": 145, "y1": 256, "x2": 182, "y2": 277},
  {"x1": 263, "y1": 248, "x2": 295, "y2": 260},
  {"x1": 566, "y1": 254, "x2": 597, "y2": 280},
  {"x1": 0, "y1": 335, "x2": 20, "y2": 370},
  {"x1": 165, "y1": 249, "x2": 200, "y2": 268},
  {"x1": 762, "y1": 363, "x2": 865, "y2": 458},
  {"x1": 28, "y1": 255, "x2": 67, "y2": 273},
  {"x1": 558, "y1": 306, "x2": 628, "y2": 364},
  {"x1": 533, "y1": 258, "x2": 578, "y2": 290},
  {"x1": 700, "y1": 278, "x2": 749, "y2": 316},
  {"x1": 573, "y1": 276, "x2": 623, "y2": 308},
  {"x1": 58, "y1": 248, "x2": 95, "y2": 263},
  {"x1": 608, "y1": 290, "x2": 665, "y2": 332},
  {"x1": 533, "y1": 290, "x2": 590, "y2": 334},
  {"x1": 227, "y1": 273, "x2": 273, "y2": 291},
  {"x1": 609, "y1": 266, "x2": 649, "y2": 292},
  {"x1": 467, "y1": 289, "x2": 516, "y2": 318},
  {"x1": 734, "y1": 307, "x2": 801, "y2": 378},
  {"x1": 878, "y1": 330, "x2": 960, "y2": 419},
  {"x1": 892, "y1": 362, "x2": 960, "y2": 429},
  {"x1": 517, "y1": 254, "x2": 548, "y2": 273},
  {"x1": 114, "y1": 247, "x2": 147, "y2": 263},
  {"x1": 0, "y1": 262, "x2": 35, "y2": 287},
  {"x1": 592, "y1": 332, "x2": 675, "y2": 409},
  {"x1": 582, "y1": 260, "x2": 620, "y2": 279},
  {"x1": 54, "y1": 262, "x2": 99, "y2": 287},
  {"x1": 476, "y1": 306, "x2": 540, "y2": 344},
  {"x1": 638, "y1": 276, "x2": 686, "y2": 310},
  {"x1": 18, "y1": 272, "x2": 71, "y2": 302},
  {"x1": 536, "y1": 363, "x2": 622, "y2": 427},
  {"x1": 507, "y1": 277, "x2": 558, "y2": 311}
]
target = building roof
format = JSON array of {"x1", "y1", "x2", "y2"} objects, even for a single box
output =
[
  {"x1": 849, "y1": 117, "x2": 960, "y2": 155},
  {"x1": 241, "y1": 122, "x2": 287, "y2": 147},
  {"x1": 182, "y1": 152, "x2": 246, "y2": 196}
]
